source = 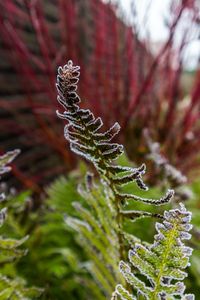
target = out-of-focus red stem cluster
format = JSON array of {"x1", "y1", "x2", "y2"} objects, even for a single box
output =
[
  {"x1": 124, "y1": 0, "x2": 200, "y2": 182},
  {"x1": 0, "y1": 0, "x2": 199, "y2": 190}
]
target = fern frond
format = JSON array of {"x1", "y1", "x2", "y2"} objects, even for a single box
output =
[
  {"x1": 0, "y1": 275, "x2": 42, "y2": 300},
  {"x1": 0, "y1": 150, "x2": 20, "y2": 204},
  {"x1": 0, "y1": 150, "x2": 20, "y2": 175},
  {"x1": 56, "y1": 61, "x2": 174, "y2": 271},
  {"x1": 0, "y1": 151, "x2": 43, "y2": 299},
  {"x1": 0, "y1": 150, "x2": 21, "y2": 226},
  {"x1": 56, "y1": 60, "x2": 173, "y2": 212},
  {"x1": 56, "y1": 60, "x2": 176, "y2": 297},
  {"x1": 65, "y1": 174, "x2": 124, "y2": 298},
  {"x1": 114, "y1": 203, "x2": 194, "y2": 300},
  {"x1": 144, "y1": 129, "x2": 187, "y2": 186},
  {"x1": 7, "y1": 176, "x2": 88, "y2": 299}
]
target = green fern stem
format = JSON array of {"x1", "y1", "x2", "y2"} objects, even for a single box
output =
[{"x1": 151, "y1": 223, "x2": 178, "y2": 299}]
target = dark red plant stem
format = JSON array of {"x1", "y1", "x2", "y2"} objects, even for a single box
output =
[{"x1": 24, "y1": 1, "x2": 56, "y2": 101}]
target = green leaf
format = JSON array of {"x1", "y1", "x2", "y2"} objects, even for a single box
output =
[{"x1": 114, "y1": 204, "x2": 194, "y2": 299}]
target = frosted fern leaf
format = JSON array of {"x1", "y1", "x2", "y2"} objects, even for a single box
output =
[
  {"x1": 56, "y1": 61, "x2": 174, "y2": 220},
  {"x1": 144, "y1": 129, "x2": 187, "y2": 185},
  {"x1": 114, "y1": 203, "x2": 194, "y2": 300},
  {"x1": 0, "y1": 149, "x2": 20, "y2": 175},
  {"x1": 0, "y1": 150, "x2": 20, "y2": 225}
]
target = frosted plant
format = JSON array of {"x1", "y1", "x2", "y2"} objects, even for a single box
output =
[
  {"x1": 0, "y1": 150, "x2": 43, "y2": 299},
  {"x1": 65, "y1": 173, "x2": 124, "y2": 298},
  {"x1": 144, "y1": 129, "x2": 187, "y2": 186},
  {"x1": 56, "y1": 61, "x2": 174, "y2": 208},
  {"x1": 56, "y1": 60, "x2": 176, "y2": 297},
  {"x1": 114, "y1": 203, "x2": 194, "y2": 300},
  {"x1": 56, "y1": 60, "x2": 174, "y2": 254},
  {"x1": 0, "y1": 150, "x2": 20, "y2": 222},
  {"x1": 0, "y1": 150, "x2": 20, "y2": 175}
]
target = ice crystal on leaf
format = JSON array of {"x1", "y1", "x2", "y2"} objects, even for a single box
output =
[{"x1": 114, "y1": 203, "x2": 194, "y2": 300}]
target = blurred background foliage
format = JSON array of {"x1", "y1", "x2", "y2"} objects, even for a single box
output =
[
  {"x1": 0, "y1": 0, "x2": 200, "y2": 299},
  {"x1": 0, "y1": 156, "x2": 200, "y2": 298},
  {"x1": 0, "y1": 0, "x2": 199, "y2": 191}
]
